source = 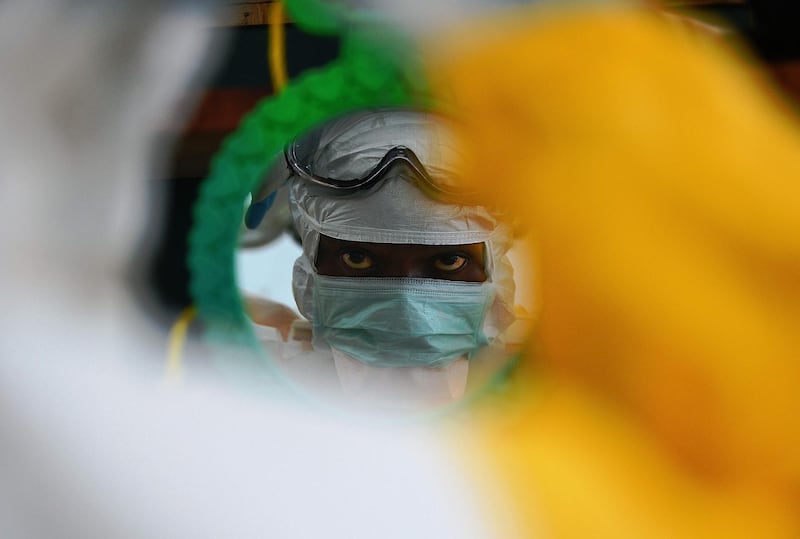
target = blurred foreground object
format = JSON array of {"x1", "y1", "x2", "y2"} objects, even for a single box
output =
[
  {"x1": 0, "y1": 0, "x2": 218, "y2": 368},
  {"x1": 425, "y1": 5, "x2": 800, "y2": 537}
]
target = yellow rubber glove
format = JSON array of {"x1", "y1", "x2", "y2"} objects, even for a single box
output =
[{"x1": 426, "y1": 6, "x2": 800, "y2": 538}]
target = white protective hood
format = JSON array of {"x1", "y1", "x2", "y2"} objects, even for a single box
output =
[{"x1": 288, "y1": 108, "x2": 516, "y2": 343}]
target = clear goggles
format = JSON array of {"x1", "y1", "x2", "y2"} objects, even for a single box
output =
[{"x1": 285, "y1": 139, "x2": 473, "y2": 201}]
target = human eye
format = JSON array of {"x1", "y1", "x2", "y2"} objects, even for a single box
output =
[
  {"x1": 433, "y1": 253, "x2": 468, "y2": 272},
  {"x1": 341, "y1": 250, "x2": 374, "y2": 270}
]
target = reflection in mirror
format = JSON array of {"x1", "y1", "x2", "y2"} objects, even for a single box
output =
[{"x1": 236, "y1": 108, "x2": 535, "y2": 413}]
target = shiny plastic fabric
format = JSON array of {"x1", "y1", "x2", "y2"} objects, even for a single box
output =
[{"x1": 286, "y1": 110, "x2": 468, "y2": 197}]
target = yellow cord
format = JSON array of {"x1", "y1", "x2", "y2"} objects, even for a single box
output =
[
  {"x1": 268, "y1": 0, "x2": 288, "y2": 93},
  {"x1": 166, "y1": 306, "x2": 196, "y2": 382}
]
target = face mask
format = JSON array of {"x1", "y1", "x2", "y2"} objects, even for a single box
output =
[{"x1": 312, "y1": 275, "x2": 495, "y2": 368}]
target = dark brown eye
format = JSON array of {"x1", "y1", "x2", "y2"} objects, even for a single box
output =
[
  {"x1": 433, "y1": 254, "x2": 467, "y2": 272},
  {"x1": 341, "y1": 251, "x2": 374, "y2": 270}
]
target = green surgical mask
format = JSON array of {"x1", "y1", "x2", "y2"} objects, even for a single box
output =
[{"x1": 312, "y1": 275, "x2": 495, "y2": 368}]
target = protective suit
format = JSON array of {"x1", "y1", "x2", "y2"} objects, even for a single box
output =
[{"x1": 261, "y1": 108, "x2": 517, "y2": 408}]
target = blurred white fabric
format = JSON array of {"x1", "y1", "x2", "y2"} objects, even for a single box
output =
[{"x1": 0, "y1": 358, "x2": 490, "y2": 539}]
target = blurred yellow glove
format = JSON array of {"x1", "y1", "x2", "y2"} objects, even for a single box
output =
[{"x1": 427, "y1": 6, "x2": 800, "y2": 538}]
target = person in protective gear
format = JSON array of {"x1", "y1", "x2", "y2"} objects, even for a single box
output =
[{"x1": 248, "y1": 108, "x2": 517, "y2": 409}]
